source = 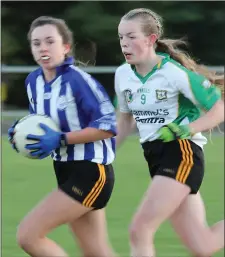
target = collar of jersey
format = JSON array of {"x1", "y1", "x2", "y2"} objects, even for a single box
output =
[
  {"x1": 130, "y1": 52, "x2": 170, "y2": 84},
  {"x1": 38, "y1": 56, "x2": 74, "y2": 75},
  {"x1": 55, "y1": 56, "x2": 74, "y2": 73},
  {"x1": 38, "y1": 57, "x2": 75, "y2": 84}
]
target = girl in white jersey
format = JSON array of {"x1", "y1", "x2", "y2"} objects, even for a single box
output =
[
  {"x1": 8, "y1": 16, "x2": 117, "y2": 257},
  {"x1": 116, "y1": 8, "x2": 224, "y2": 257}
]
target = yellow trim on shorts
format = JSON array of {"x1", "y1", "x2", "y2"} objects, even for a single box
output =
[
  {"x1": 83, "y1": 164, "x2": 106, "y2": 208},
  {"x1": 176, "y1": 140, "x2": 194, "y2": 183}
]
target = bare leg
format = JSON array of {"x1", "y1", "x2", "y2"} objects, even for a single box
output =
[
  {"x1": 129, "y1": 175, "x2": 191, "y2": 257},
  {"x1": 17, "y1": 189, "x2": 91, "y2": 257},
  {"x1": 170, "y1": 192, "x2": 224, "y2": 257},
  {"x1": 69, "y1": 208, "x2": 117, "y2": 257}
]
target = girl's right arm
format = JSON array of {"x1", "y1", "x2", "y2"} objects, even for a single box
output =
[
  {"x1": 116, "y1": 112, "x2": 137, "y2": 148},
  {"x1": 114, "y1": 68, "x2": 136, "y2": 148}
]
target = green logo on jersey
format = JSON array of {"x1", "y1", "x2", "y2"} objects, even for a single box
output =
[
  {"x1": 156, "y1": 90, "x2": 167, "y2": 100},
  {"x1": 125, "y1": 89, "x2": 133, "y2": 103}
]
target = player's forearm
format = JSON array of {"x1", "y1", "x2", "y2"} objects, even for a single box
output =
[
  {"x1": 65, "y1": 128, "x2": 114, "y2": 144},
  {"x1": 116, "y1": 114, "x2": 136, "y2": 148},
  {"x1": 189, "y1": 100, "x2": 224, "y2": 134}
]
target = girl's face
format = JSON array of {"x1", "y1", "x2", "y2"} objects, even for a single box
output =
[
  {"x1": 118, "y1": 19, "x2": 157, "y2": 65},
  {"x1": 31, "y1": 24, "x2": 70, "y2": 70}
]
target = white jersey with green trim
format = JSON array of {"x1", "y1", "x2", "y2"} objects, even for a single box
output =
[{"x1": 115, "y1": 53, "x2": 221, "y2": 148}]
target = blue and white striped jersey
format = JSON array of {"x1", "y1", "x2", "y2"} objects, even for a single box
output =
[{"x1": 25, "y1": 57, "x2": 116, "y2": 164}]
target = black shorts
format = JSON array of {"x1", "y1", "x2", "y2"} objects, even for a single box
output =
[
  {"x1": 53, "y1": 160, "x2": 115, "y2": 209},
  {"x1": 142, "y1": 139, "x2": 205, "y2": 194}
]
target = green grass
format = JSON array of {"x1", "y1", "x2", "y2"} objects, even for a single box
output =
[{"x1": 2, "y1": 136, "x2": 224, "y2": 257}]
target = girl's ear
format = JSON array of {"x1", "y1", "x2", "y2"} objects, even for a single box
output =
[
  {"x1": 147, "y1": 34, "x2": 158, "y2": 46},
  {"x1": 64, "y1": 44, "x2": 71, "y2": 55}
]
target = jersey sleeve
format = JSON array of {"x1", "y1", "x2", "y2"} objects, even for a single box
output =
[
  {"x1": 175, "y1": 69, "x2": 221, "y2": 111},
  {"x1": 114, "y1": 69, "x2": 131, "y2": 113},
  {"x1": 72, "y1": 72, "x2": 117, "y2": 136}
]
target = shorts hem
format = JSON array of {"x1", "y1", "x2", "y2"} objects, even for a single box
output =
[
  {"x1": 58, "y1": 186, "x2": 106, "y2": 210},
  {"x1": 152, "y1": 173, "x2": 198, "y2": 194}
]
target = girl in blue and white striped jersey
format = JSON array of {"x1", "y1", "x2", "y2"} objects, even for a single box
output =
[{"x1": 8, "y1": 16, "x2": 117, "y2": 257}]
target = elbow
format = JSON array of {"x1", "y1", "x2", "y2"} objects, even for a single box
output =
[{"x1": 208, "y1": 99, "x2": 225, "y2": 123}]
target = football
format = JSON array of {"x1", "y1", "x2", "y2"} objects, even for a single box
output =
[{"x1": 13, "y1": 114, "x2": 60, "y2": 159}]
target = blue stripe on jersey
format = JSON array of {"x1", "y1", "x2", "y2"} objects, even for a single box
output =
[
  {"x1": 102, "y1": 140, "x2": 107, "y2": 164},
  {"x1": 29, "y1": 104, "x2": 35, "y2": 114},
  {"x1": 44, "y1": 85, "x2": 51, "y2": 116},
  {"x1": 111, "y1": 137, "x2": 116, "y2": 154},
  {"x1": 67, "y1": 74, "x2": 90, "y2": 129},
  {"x1": 84, "y1": 142, "x2": 95, "y2": 160}
]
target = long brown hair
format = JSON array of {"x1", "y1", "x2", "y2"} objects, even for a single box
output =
[{"x1": 122, "y1": 8, "x2": 224, "y2": 95}]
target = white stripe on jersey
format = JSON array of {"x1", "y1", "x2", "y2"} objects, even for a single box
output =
[
  {"x1": 92, "y1": 141, "x2": 104, "y2": 163},
  {"x1": 36, "y1": 75, "x2": 45, "y2": 115},
  {"x1": 104, "y1": 138, "x2": 115, "y2": 164},
  {"x1": 50, "y1": 77, "x2": 61, "y2": 126}
]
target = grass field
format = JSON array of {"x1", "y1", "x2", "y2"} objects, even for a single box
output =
[{"x1": 2, "y1": 135, "x2": 224, "y2": 257}]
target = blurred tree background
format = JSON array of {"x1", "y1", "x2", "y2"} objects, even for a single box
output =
[{"x1": 1, "y1": 1, "x2": 225, "y2": 108}]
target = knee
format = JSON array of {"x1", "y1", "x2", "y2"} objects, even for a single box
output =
[
  {"x1": 129, "y1": 223, "x2": 140, "y2": 245},
  {"x1": 129, "y1": 218, "x2": 154, "y2": 245},
  {"x1": 16, "y1": 224, "x2": 34, "y2": 250}
]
